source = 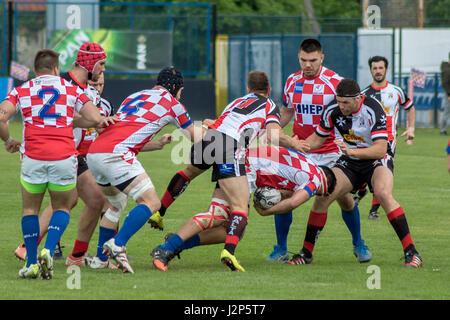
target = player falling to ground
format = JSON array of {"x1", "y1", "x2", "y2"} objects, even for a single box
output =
[
  {"x1": 150, "y1": 146, "x2": 337, "y2": 272},
  {"x1": 289, "y1": 78, "x2": 422, "y2": 268},
  {"x1": 268, "y1": 38, "x2": 344, "y2": 262},
  {"x1": 151, "y1": 71, "x2": 310, "y2": 272},
  {"x1": 353, "y1": 56, "x2": 415, "y2": 220},
  {"x1": 86, "y1": 66, "x2": 202, "y2": 273},
  {"x1": 0, "y1": 49, "x2": 106, "y2": 279},
  {"x1": 13, "y1": 42, "x2": 114, "y2": 266}
]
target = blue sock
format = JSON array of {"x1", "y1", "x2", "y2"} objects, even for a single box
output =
[
  {"x1": 158, "y1": 233, "x2": 184, "y2": 252},
  {"x1": 21, "y1": 215, "x2": 40, "y2": 267},
  {"x1": 45, "y1": 210, "x2": 70, "y2": 256},
  {"x1": 180, "y1": 234, "x2": 200, "y2": 250},
  {"x1": 114, "y1": 204, "x2": 151, "y2": 247},
  {"x1": 274, "y1": 211, "x2": 292, "y2": 251},
  {"x1": 96, "y1": 226, "x2": 116, "y2": 261},
  {"x1": 341, "y1": 205, "x2": 362, "y2": 246}
]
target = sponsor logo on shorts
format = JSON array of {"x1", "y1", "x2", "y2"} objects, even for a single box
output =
[{"x1": 218, "y1": 163, "x2": 235, "y2": 175}]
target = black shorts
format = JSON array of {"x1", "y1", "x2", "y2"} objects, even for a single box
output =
[
  {"x1": 190, "y1": 129, "x2": 246, "y2": 182},
  {"x1": 77, "y1": 155, "x2": 89, "y2": 177},
  {"x1": 334, "y1": 154, "x2": 394, "y2": 193}
]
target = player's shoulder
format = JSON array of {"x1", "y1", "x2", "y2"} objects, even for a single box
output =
[
  {"x1": 320, "y1": 67, "x2": 342, "y2": 88},
  {"x1": 285, "y1": 71, "x2": 303, "y2": 87},
  {"x1": 387, "y1": 82, "x2": 407, "y2": 96},
  {"x1": 361, "y1": 84, "x2": 374, "y2": 95},
  {"x1": 362, "y1": 95, "x2": 384, "y2": 112}
]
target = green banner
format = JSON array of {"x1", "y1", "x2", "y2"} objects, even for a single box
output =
[{"x1": 49, "y1": 29, "x2": 173, "y2": 73}]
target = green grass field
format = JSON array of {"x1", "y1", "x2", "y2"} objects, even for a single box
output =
[{"x1": 1, "y1": 120, "x2": 449, "y2": 300}]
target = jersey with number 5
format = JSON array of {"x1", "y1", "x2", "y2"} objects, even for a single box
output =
[
  {"x1": 6, "y1": 74, "x2": 90, "y2": 161},
  {"x1": 88, "y1": 87, "x2": 192, "y2": 155}
]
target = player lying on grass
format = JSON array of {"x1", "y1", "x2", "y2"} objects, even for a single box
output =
[
  {"x1": 150, "y1": 145, "x2": 337, "y2": 272},
  {"x1": 149, "y1": 71, "x2": 310, "y2": 271}
]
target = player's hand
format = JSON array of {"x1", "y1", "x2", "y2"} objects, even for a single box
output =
[
  {"x1": 4, "y1": 138, "x2": 20, "y2": 153},
  {"x1": 293, "y1": 138, "x2": 310, "y2": 153},
  {"x1": 253, "y1": 202, "x2": 271, "y2": 216},
  {"x1": 98, "y1": 115, "x2": 119, "y2": 128},
  {"x1": 202, "y1": 118, "x2": 215, "y2": 127},
  {"x1": 334, "y1": 139, "x2": 356, "y2": 157},
  {"x1": 401, "y1": 128, "x2": 414, "y2": 144},
  {"x1": 159, "y1": 133, "x2": 173, "y2": 147}
]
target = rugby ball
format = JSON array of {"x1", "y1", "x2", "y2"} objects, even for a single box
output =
[{"x1": 253, "y1": 187, "x2": 281, "y2": 209}]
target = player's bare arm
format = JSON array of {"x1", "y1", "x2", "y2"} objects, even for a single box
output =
[
  {"x1": 73, "y1": 101, "x2": 103, "y2": 128},
  {"x1": 401, "y1": 106, "x2": 416, "y2": 142},
  {"x1": 181, "y1": 123, "x2": 204, "y2": 143},
  {"x1": 305, "y1": 131, "x2": 327, "y2": 152},
  {"x1": 279, "y1": 106, "x2": 295, "y2": 128},
  {"x1": 335, "y1": 138, "x2": 387, "y2": 160},
  {"x1": 0, "y1": 101, "x2": 21, "y2": 153},
  {"x1": 141, "y1": 134, "x2": 174, "y2": 151},
  {"x1": 265, "y1": 122, "x2": 310, "y2": 153},
  {"x1": 254, "y1": 189, "x2": 310, "y2": 216}
]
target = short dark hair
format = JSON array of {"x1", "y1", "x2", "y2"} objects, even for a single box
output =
[
  {"x1": 247, "y1": 70, "x2": 270, "y2": 94},
  {"x1": 157, "y1": 66, "x2": 184, "y2": 97},
  {"x1": 368, "y1": 56, "x2": 388, "y2": 69},
  {"x1": 336, "y1": 78, "x2": 361, "y2": 98},
  {"x1": 319, "y1": 166, "x2": 336, "y2": 196},
  {"x1": 34, "y1": 49, "x2": 59, "y2": 74},
  {"x1": 299, "y1": 38, "x2": 322, "y2": 53}
]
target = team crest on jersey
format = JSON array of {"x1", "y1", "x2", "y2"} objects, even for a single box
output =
[
  {"x1": 313, "y1": 84, "x2": 324, "y2": 94},
  {"x1": 336, "y1": 116, "x2": 346, "y2": 127},
  {"x1": 344, "y1": 129, "x2": 365, "y2": 142},
  {"x1": 294, "y1": 83, "x2": 304, "y2": 93}
]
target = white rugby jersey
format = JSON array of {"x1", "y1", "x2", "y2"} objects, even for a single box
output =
[
  {"x1": 88, "y1": 87, "x2": 192, "y2": 155},
  {"x1": 361, "y1": 81, "x2": 413, "y2": 153},
  {"x1": 5, "y1": 74, "x2": 90, "y2": 161},
  {"x1": 283, "y1": 66, "x2": 342, "y2": 154},
  {"x1": 209, "y1": 93, "x2": 280, "y2": 147},
  {"x1": 316, "y1": 95, "x2": 389, "y2": 160},
  {"x1": 246, "y1": 146, "x2": 325, "y2": 198}
]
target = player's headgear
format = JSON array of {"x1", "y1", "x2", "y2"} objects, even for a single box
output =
[
  {"x1": 336, "y1": 78, "x2": 360, "y2": 98},
  {"x1": 157, "y1": 66, "x2": 184, "y2": 97},
  {"x1": 76, "y1": 42, "x2": 107, "y2": 77}
]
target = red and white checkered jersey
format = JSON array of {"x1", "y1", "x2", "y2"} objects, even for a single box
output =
[
  {"x1": 60, "y1": 72, "x2": 102, "y2": 155},
  {"x1": 283, "y1": 66, "x2": 342, "y2": 154},
  {"x1": 88, "y1": 87, "x2": 192, "y2": 155},
  {"x1": 247, "y1": 146, "x2": 324, "y2": 197},
  {"x1": 6, "y1": 74, "x2": 90, "y2": 161},
  {"x1": 209, "y1": 93, "x2": 280, "y2": 147},
  {"x1": 361, "y1": 82, "x2": 413, "y2": 153}
]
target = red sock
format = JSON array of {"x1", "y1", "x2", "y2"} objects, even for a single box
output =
[
  {"x1": 160, "y1": 171, "x2": 191, "y2": 216},
  {"x1": 387, "y1": 206, "x2": 414, "y2": 251},
  {"x1": 372, "y1": 196, "x2": 380, "y2": 206},
  {"x1": 224, "y1": 211, "x2": 248, "y2": 255},
  {"x1": 71, "y1": 240, "x2": 89, "y2": 257},
  {"x1": 38, "y1": 235, "x2": 43, "y2": 245},
  {"x1": 302, "y1": 211, "x2": 327, "y2": 256}
]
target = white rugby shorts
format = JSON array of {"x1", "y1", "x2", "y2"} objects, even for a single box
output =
[
  {"x1": 86, "y1": 152, "x2": 146, "y2": 186},
  {"x1": 307, "y1": 152, "x2": 341, "y2": 168},
  {"x1": 20, "y1": 154, "x2": 78, "y2": 186}
]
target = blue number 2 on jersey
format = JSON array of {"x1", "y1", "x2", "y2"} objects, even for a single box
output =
[
  {"x1": 121, "y1": 94, "x2": 145, "y2": 116},
  {"x1": 38, "y1": 88, "x2": 61, "y2": 119}
]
